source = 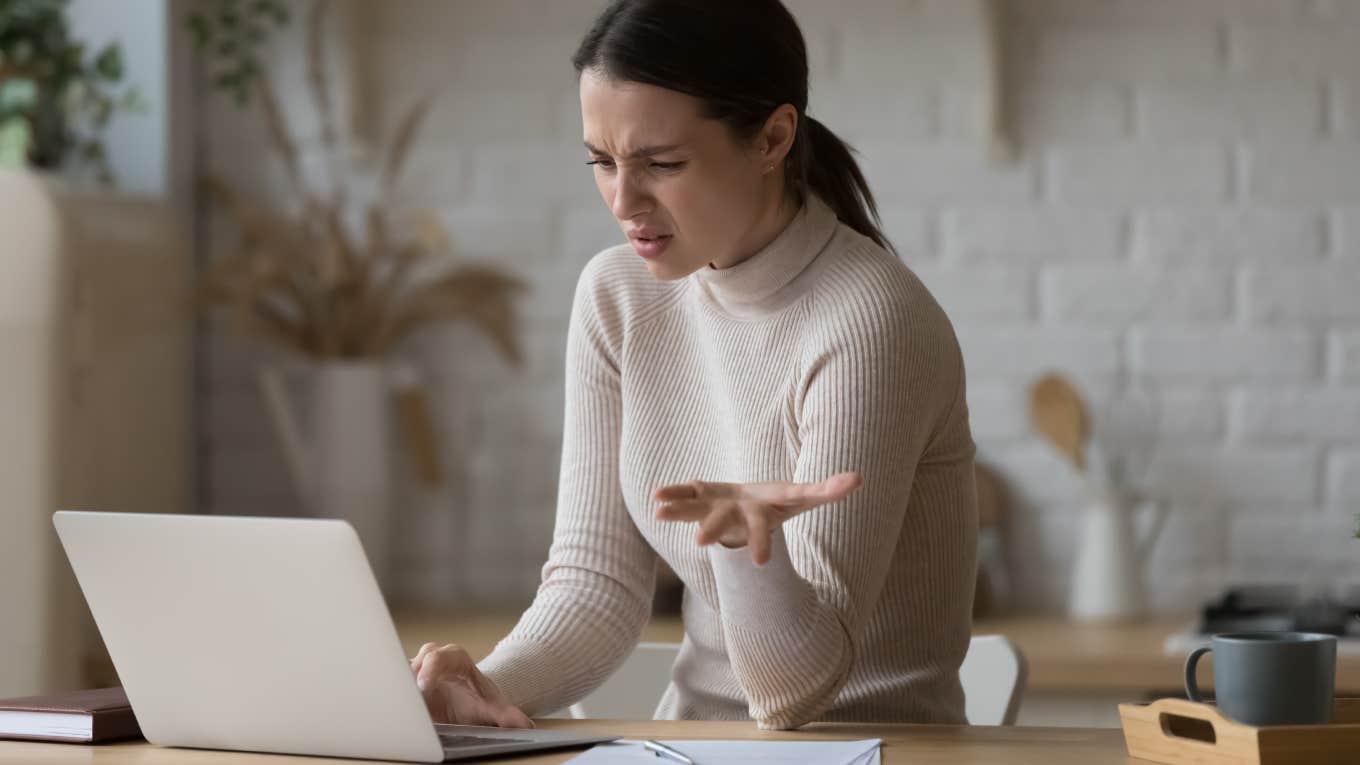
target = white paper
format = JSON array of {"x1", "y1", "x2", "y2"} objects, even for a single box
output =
[{"x1": 563, "y1": 738, "x2": 881, "y2": 765}]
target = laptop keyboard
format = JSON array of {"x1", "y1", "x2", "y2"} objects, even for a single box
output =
[{"x1": 439, "y1": 733, "x2": 534, "y2": 749}]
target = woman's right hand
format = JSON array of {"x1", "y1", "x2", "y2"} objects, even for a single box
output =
[{"x1": 409, "y1": 642, "x2": 534, "y2": 728}]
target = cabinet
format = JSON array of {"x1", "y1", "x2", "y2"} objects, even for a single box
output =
[{"x1": 0, "y1": 170, "x2": 190, "y2": 696}]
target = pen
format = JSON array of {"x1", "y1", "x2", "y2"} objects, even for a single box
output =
[{"x1": 643, "y1": 739, "x2": 697, "y2": 765}]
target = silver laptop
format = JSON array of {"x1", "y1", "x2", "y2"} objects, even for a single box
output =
[{"x1": 52, "y1": 510, "x2": 618, "y2": 762}]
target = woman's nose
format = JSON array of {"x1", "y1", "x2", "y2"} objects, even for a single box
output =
[{"x1": 609, "y1": 172, "x2": 650, "y2": 221}]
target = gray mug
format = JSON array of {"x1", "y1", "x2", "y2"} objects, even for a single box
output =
[{"x1": 1184, "y1": 632, "x2": 1337, "y2": 726}]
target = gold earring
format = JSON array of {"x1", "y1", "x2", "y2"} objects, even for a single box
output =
[{"x1": 763, "y1": 163, "x2": 774, "y2": 174}]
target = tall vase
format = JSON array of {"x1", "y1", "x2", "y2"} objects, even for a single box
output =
[{"x1": 258, "y1": 360, "x2": 394, "y2": 594}]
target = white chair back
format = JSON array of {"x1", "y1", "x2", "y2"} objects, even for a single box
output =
[
  {"x1": 565, "y1": 634, "x2": 1028, "y2": 725},
  {"x1": 960, "y1": 634, "x2": 1028, "y2": 725},
  {"x1": 567, "y1": 642, "x2": 682, "y2": 720}
]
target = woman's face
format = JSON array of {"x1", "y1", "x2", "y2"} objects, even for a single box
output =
[{"x1": 579, "y1": 69, "x2": 784, "y2": 280}]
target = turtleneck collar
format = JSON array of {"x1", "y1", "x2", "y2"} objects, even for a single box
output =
[{"x1": 692, "y1": 193, "x2": 839, "y2": 318}]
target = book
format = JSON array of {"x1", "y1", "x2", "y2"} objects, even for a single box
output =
[{"x1": 0, "y1": 686, "x2": 141, "y2": 743}]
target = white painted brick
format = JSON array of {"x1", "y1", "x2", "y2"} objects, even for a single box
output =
[
  {"x1": 1130, "y1": 328, "x2": 1320, "y2": 382},
  {"x1": 809, "y1": 81, "x2": 936, "y2": 143},
  {"x1": 954, "y1": 324, "x2": 1122, "y2": 379},
  {"x1": 1155, "y1": 388, "x2": 1228, "y2": 442},
  {"x1": 1146, "y1": 447, "x2": 1320, "y2": 505},
  {"x1": 876, "y1": 207, "x2": 934, "y2": 261},
  {"x1": 1327, "y1": 451, "x2": 1360, "y2": 509},
  {"x1": 1246, "y1": 145, "x2": 1360, "y2": 203},
  {"x1": 1134, "y1": 209, "x2": 1326, "y2": 263},
  {"x1": 1050, "y1": 145, "x2": 1231, "y2": 205},
  {"x1": 1041, "y1": 265, "x2": 1231, "y2": 323},
  {"x1": 1230, "y1": 22, "x2": 1360, "y2": 77},
  {"x1": 439, "y1": 205, "x2": 556, "y2": 266},
  {"x1": 1333, "y1": 332, "x2": 1360, "y2": 382},
  {"x1": 857, "y1": 142, "x2": 1038, "y2": 204},
  {"x1": 375, "y1": 0, "x2": 603, "y2": 39},
  {"x1": 472, "y1": 380, "x2": 566, "y2": 451},
  {"x1": 1243, "y1": 265, "x2": 1360, "y2": 322},
  {"x1": 204, "y1": 139, "x2": 338, "y2": 213},
  {"x1": 1146, "y1": 565, "x2": 1229, "y2": 616},
  {"x1": 982, "y1": 443, "x2": 1088, "y2": 510},
  {"x1": 1327, "y1": 79, "x2": 1360, "y2": 138},
  {"x1": 1012, "y1": 0, "x2": 1318, "y2": 23},
  {"x1": 1137, "y1": 80, "x2": 1324, "y2": 139},
  {"x1": 942, "y1": 85, "x2": 1129, "y2": 143},
  {"x1": 562, "y1": 204, "x2": 625, "y2": 261},
  {"x1": 840, "y1": 20, "x2": 988, "y2": 86},
  {"x1": 1227, "y1": 514, "x2": 1357, "y2": 584},
  {"x1": 380, "y1": 35, "x2": 579, "y2": 92},
  {"x1": 394, "y1": 490, "x2": 463, "y2": 568},
  {"x1": 1022, "y1": 24, "x2": 1221, "y2": 83},
  {"x1": 910, "y1": 264, "x2": 1034, "y2": 321},
  {"x1": 1145, "y1": 507, "x2": 1230, "y2": 573},
  {"x1": 1316, "y1": 0, "x2": 1360, "y2": 21},
  {"x1": 965, "y1": 383, "x2": 1030, "y2": 443},
  {"x1": 1232, "y1": 389, "x2": 1360, "y2": 443},
  {"x1": 942, "y1": 209, "x2": 1123, "y2": 262},
  {"x1": 387, "y1": 145, "x2": 472, "y2": 207},
  {"x1": 1332, "y1": 207, "x2": 1360, "y2": 258},
  {"x1": 470, "y1": 142, "x2": 602, "y2": 205},
  {"x1": 393, "y1": 87, "x2": 563, "y2": 143}
]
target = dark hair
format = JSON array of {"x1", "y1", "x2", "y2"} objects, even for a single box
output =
[{"x1": 572, "y1": 0, "x2": 892, "y2": 253}]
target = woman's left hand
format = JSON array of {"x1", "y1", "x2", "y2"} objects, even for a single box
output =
[{"x1": 653, "y1": 472, "x2": 863, "y2": 564}]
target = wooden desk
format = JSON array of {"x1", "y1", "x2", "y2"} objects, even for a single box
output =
[
  {"x1": 390, "y1": 610, "x2": 1360, "y2": 728},
  {"x1": 393, "y1": 610, "x2": 1360, "y2": 692},
  {"x1": 973, "y1": 614, "x2": 1360, "y2": 694},
  {"x1": 0, "y1": 720, "x2": 1137, "y2": 764}
]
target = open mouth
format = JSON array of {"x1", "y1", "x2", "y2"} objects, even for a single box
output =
[{"x1": 630, "y1": 234, "x2": 673, "y2": 260}]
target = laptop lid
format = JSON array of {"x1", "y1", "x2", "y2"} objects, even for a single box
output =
[{"x1": 53, "y1": 511, "x2": 447, "y2": 762}]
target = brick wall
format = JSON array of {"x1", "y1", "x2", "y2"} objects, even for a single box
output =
[{"x1": 199, "y1": 0, "x2": 1360, "y2": 611}]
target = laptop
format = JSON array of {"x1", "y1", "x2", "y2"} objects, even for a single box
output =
[{"x1": 52, "y1": 510, "x2": 619, "y2": 762}]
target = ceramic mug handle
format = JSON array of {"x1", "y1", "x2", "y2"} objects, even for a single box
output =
[{"x1": 1184, "y1": 646, "x2": 1213, "y2": 702}]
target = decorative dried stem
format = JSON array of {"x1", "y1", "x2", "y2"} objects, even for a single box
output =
[
  {"x1": 380, "y1": 90, "x2": 436, "y2": 197},
  {"x1": 253, "y1": 73, "x2": 303, "y2": 195}
]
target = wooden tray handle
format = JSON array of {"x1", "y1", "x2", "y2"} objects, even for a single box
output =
[{"x1": 1143, "y1": 698, "x2": 1239, "y2": 748}]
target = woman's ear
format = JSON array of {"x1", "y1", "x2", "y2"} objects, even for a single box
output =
[{"x1": 759, "y1": 104, "x2": 799, "y2": 168}]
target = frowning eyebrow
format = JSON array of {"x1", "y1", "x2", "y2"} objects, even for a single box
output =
[{"x1": 583, "y1": 141, "x2": 684, "y2": 158}]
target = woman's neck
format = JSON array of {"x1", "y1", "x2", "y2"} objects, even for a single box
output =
[{"x1": 709, "y1": 189, "x2": 802, "y2": 270}]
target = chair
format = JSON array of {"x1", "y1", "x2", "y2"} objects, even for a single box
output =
[
  {"x1": 565, "y1": 635, "x2": 1027, "y2": 725},
  {"x1": 567, "y1": 642, "x2": 683, "y2": 720},
  {"x1": 960, "y1": 634, "x2": 1028, "y2": 725}
]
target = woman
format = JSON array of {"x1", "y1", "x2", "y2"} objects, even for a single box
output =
[{"x1": 410, "y1": 0, "x2": 977, "y2": 731}]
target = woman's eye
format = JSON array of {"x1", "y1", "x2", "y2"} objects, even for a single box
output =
[
  {"x1": 586, "y1": 159, "x2": 616, "y2": 170},
  {"x1": 650, "y1": 161, "x2": 685, "y2": 171}
]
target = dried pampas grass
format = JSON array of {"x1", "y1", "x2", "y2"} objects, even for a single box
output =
[{"x1": 199, "y1": 0, "x2": 525, "y2": 362}]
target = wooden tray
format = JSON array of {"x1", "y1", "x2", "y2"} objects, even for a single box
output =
[{"x1": 1120, "y1": 698, "x2": 1360, "y2": 765}]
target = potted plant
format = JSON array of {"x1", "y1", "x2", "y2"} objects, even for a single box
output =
[
  {"x1": 0, "y1": 0, "x2": 139, "y2": 180},
  {"x1": 190, "y1": 0, "x2": 527, "y2": 591}
]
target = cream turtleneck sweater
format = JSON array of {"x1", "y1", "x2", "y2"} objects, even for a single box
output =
[{"x1": 478, "y1": 194, "x2": 978, "y2": 730}]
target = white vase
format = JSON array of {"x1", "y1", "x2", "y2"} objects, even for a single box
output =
[
  {"x1": 258, "y1": 361, "x2": 394, "y2": 593},
  {"x1": 1068, "y1": 491, "x2": 1168, "y2": 622}
]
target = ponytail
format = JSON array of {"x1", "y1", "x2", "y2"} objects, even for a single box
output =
[{"x1": 794, "y1": 116, "x2": 892, "y2": 254}]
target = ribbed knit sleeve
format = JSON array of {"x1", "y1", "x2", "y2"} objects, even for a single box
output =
[
  {"x1": 706, "y1": 249, "x2": 969, "y2": 730},
  {"x1": 477, "y1": 258, "x2": 658, "y2": 716}
]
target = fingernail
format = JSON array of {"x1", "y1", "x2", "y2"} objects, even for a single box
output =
[{"x1": 417, "y1": 677, "x2": 428, "y2": 691}]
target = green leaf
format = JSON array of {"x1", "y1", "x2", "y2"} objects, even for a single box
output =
[
  {"x1": 93, "y1": 44, "x2": 123, "y2": 80},
  {"x1": 0, "y1": 117, "x2": 32, "y2": 168},
  {"x1": 186, "y1": 12, "x2": 212, "y2": 48},
  {"x1": 0, "y1": 78, "x2": 39, "y2": 112}
]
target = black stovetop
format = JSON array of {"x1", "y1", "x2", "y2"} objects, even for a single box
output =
[{"x1": 1200, "y1": 585, "x2": 1360, "y2": 637}]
